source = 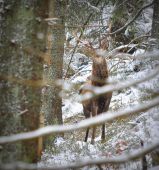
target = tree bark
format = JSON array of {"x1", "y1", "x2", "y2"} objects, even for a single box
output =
[
  {"x1": 151, "y1": 0, "x2": 159, "y2": 166},
  {"x1": 0, "y1": 0, "x2": 48, "y2": 163},
  {"x1": 151, "y1": 0, "x2": 159, "y2": 49},
  {"x1": 42, "y1": 0, "x2": 66, "y2": 146}
]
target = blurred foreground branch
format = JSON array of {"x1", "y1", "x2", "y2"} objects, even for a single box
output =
[
  {"x1": 81, "y1": 66, "x2": 159, "y2": 102},
  {"x1": 0, "y1": 96, "x2": 159, "y2": 144},
  {"x1": 0, "y1": 141, "x2": 159, "y2": 170}
]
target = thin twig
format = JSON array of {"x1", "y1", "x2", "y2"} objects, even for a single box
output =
[
  {"x1": 127, "y1": 34, "x2": 150, "y2": 47},
  {"x1": 64, "y1": 0, "x2": 101, "y2": 79}
]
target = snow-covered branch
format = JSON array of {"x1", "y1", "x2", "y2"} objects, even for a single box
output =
[
  {"x1": 81, "y1": 66, "x2": 159, "y2": 102},
  {"x1": 0, "y1": 96, "x2": 159, "y2": 144},
  {"x1": 0, "y1": 141, "x2": 159, "y2": 170}
]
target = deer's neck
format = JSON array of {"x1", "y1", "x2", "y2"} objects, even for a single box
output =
[{"x1": 91, "y1": 55, "x2": 108, "y2": 86}]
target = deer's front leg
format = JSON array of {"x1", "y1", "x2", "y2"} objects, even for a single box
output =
[
  {"x1": 91, "y1": 102, "x2": 97, "y2": 145},
  {"x1": 85, "y1": 127, "x2": 89, "y2": 142}
]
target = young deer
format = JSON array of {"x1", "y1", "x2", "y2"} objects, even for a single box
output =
[{"x1": 79, "y1": 39, "x2": 112, "y2": 144}]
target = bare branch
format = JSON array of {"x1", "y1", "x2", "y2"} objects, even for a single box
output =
[
  {"x1": 0, "y1": 141, "x2": 159, "y2": 170},
  {"x1": 86, "y1": 2, "x2": 100, "y2": 12},
  {"x1": 109, "y1": 50, "x2": 159, "y2": 60},
  {"x1": 17, "y1": 109, "x2": 28, "y2": 116},
  {"x1": 64, "y1": 0, "x2": 101, "y2": 78},
  {"x1": 0, "y1": 74, "x2": 46, "y2": 88},
  {"x1": 107, "y1": 1, "x2": 154, "y2": 35},
  {"x1": 0, "y1": 96, "x2": 159, "y2": 144},
  {"x1": 127, "y1": 34, "x2": 150, "y2": 46}
]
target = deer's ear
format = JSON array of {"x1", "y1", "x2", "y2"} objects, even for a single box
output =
[
  {"x1": 100, "y1": 38, "x2": 109, "y2": 50},
  {"x1": 87, "y1": 75, "x2": 92, "y2": 80},
  {"x1": 79, "y1": 88, "x2": 82, "y2": 94}
]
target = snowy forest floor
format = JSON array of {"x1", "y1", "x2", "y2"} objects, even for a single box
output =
[
  {"x1": 38, "y1": 2, "x2": 159, "y2": 169},
  {"x1": 39, "y1": 48, "x2": 159, "y2": 170}
]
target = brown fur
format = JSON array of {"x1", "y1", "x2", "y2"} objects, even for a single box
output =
[{"x1": 80, "y1": 54, "x2": 112, "y2": 144}]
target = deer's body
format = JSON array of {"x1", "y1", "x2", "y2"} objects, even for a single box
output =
[{"x1": 80, "y1": 52, "x2": 112, "y2": 144}]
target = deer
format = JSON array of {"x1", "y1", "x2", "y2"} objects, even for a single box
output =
[{"x1": 78, "y1": 38, "x2": 112, "y2": 144}]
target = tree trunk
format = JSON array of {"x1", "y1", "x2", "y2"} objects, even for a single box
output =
[
  {"x1": 0, "y1": 0, "x2": 48, "y2": 163},
  {"x1": 151, "y1": 0, "x2": 159, "y2": 166},
  {"x1": 42, "y1": 0, "x2": 66, "y2": 146},
  {"x1": 151, "y1": 0, "x2": 159, "y2": 49}
]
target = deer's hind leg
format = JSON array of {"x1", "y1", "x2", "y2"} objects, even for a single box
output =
[
  {"x1": 101, "y1": 124, "x2": 105, "y2": 142},
  {"x1": 84, "y1": 108, "x2": 91, "y2": 142},
  {"x1": 91, "y1": 126, "x2": 96, "y2": 145}
]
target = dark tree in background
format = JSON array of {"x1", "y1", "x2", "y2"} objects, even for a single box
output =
[
  {"x1": 0, "y1": 0, "x2": 48, "y2": 163},
  {"x1": 151, "y1": 0, "x2": 159, "y2": 49},
  {"x1": 150, "y1": 0, "x2": 159, "y2": 166}
]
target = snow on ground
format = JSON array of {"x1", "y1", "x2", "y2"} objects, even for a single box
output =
[
  {"x1": 39, "y1": 2, "x2": 159, "y2": 168},
  {"x1": 62, "y1": 98, "x2": 83, "y2": 119},
  {"x1": 39, "y1": 49, "x2": 159, "y2": 169}
]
